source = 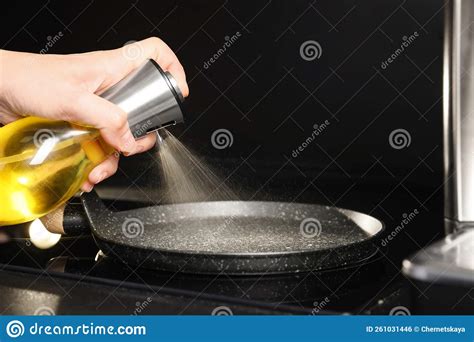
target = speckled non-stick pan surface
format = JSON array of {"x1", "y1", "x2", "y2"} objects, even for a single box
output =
[{"x1": 80, "y1": 191, "x2": 384, "y2": 275}]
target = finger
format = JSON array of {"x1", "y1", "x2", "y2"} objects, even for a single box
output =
[
  {"x1": 134, "y1": 132, "x2": 157, "y2": 154},
  {"x1": 81, "y1": 180, "x2": 94, "y2": 193},
  {"x1": 88, "y1": 153, "x2": 120, "y2": 184},
  {"x1": 98, "y1": 37, "x2": 189, "y2": 97},
  {"x1": 66, "y1": 92, "x2": 138, "y2": 154}
]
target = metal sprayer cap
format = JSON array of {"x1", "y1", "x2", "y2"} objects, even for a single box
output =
[{"x1": 100, "y1": 59, "x2": 185, "y2": 139}]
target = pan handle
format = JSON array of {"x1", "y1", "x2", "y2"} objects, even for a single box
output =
[
  {"x1": 43, "y1": 190, "x2": 116, "y2": 234},
  {"x1": 80, "y1": 189, "x2": 113, "y2": 219},
  {"x1": 41, "y1": 199, "x2": 90, "y2": 235}
]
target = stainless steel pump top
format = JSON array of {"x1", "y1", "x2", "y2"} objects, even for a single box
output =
[{"x1": 99, "y1": 59, "x2": 184, "y2": 139}]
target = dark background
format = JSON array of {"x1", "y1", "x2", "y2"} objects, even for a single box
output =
[{"x1": 1, "y1": 0, "x2": 446, "y2": 260}]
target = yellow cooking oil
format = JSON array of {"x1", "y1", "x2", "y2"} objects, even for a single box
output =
[{"x1": 0, "y1": 116, "x2": 113, "y2": 226}]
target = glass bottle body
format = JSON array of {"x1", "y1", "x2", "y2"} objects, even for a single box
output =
[{"x1": 0, "y1": 117, "x2": 112, "y2": 225}]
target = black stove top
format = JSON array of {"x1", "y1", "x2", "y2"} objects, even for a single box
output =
[{"x1": 0, "y1": 232, "x2": 406, "y2": 315}]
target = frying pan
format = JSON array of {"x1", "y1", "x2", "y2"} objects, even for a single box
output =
[{"x1": 46, "y1": 190, "x2": 384, "y2": 275}]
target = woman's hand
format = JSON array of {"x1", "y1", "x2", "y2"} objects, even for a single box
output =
[{"x1": 0, "y1": 37, "x2": 188, "y2": 192}]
